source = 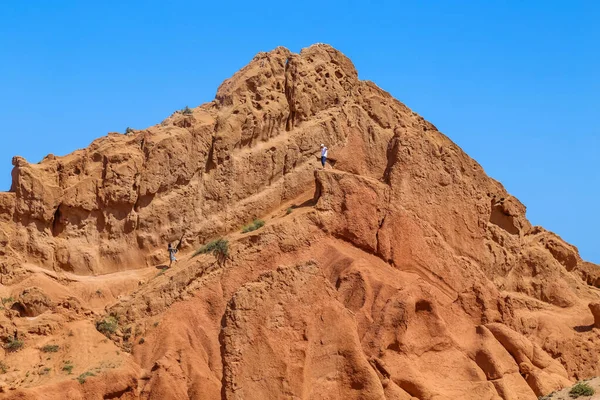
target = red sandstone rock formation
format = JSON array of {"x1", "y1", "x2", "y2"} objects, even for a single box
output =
[{"x1": 0, "y1": 44, "x2": 598, "y2": 400}]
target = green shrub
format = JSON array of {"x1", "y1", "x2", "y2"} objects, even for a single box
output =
[
  {"x1": 569, "y1": 382, "x2": 595, "y2": 398},
  {"x1": 62, "y1": 361, "x2": 74, "y2": 374},
  {"x1": 0, "y1": 361, "x2": 7, "y2": 374},
  {"x1": 193, "y1": 238, "x2": 229, "y2": 265},
  {"x1": 77, "y1": 371, "x2": 95, "y2": 384},
  {"x1": 286, "y1": 207, "x2": 293, "y2": 215},
  {"x1": 96, "y1": 316, "x2": 119, "y2": 336},
  {"x1": 5, "y1": 337, "x2": 23, "y2": 352},
  {"x1": 194, "y1": 238, "x2": 229, "y2": 258},
  {"x1": 125, "y1": 127, "x2": 134, "y2": 134},
  {"x1": 40, "y1": 367, "x2": 51, "y2": 375},
  {"x1": 1, "y1": 297, "x2": 14, "y2": 305},
  {"x1": 138, "y1": 337, "x2": 145, "y2": 344},
  {"x1": 182, "y1": 106, "x2": 193, "y2": 115},
  {"x1": 41, "y1": 344, "x2": 59, "y2": 353},
  {"x1": 241, "y1": 219, "x2": 265, "y2": 233}
]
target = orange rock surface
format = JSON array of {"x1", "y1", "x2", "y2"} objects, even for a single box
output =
[{"x1": 0, "y1": 44, "x2": 599, "y2": 400}]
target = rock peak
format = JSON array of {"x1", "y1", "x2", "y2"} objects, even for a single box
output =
[{"x1": 0, "y1": 44, "x2": 599, "y2": 400}]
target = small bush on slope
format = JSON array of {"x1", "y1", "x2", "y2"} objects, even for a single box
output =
[
  {"x1": 569, "y1": 382, "x2": 595, "y2": 398},
  {"x1": 193, "y1": 238, "x2": 229, "y2": 265},
  {"x1": 77, "y1": 371, "x2": 95, "y2": 384},
  {"x1": 96, "y1": 316, "x2": 119, "y2": 337},
  {"x1": 41, "y1": 344, "x2": 59, "y2": 353},
  {"x1": 241, "y1": 219, "x2": 265, "y2": 233},
  {"x1": 62, "y1": 361, "x2": 74, "y2": 374},
  {"x1": 4, "y1": 337, "x2": 23, "y2": 353}
]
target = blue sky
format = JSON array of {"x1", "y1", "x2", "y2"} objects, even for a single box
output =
[{"x1": 1, "y1": 1, "x2": 598, "y2": 262}]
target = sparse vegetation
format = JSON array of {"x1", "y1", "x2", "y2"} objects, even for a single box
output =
[
  {"x1": 1, "y1": 297, "x2": 14, "y2": 305},
  {"x1": 125, "y1": 127, "x2": 134, "y2": 134},
  {"x1": 286, "y1": 207, "x2": 293, "y2": 215},
  {"x1": 569, "y1": 382, "x2": 595, "y2": 398},
  {"x1": 241, "y1": 219, "x2": 265, "y2": 233},
  {"x1": 40, "y1": 367, "x2": 51, "y2": 375},
  {"x1": 62, "y1": 361, "x2": 74, "y2": 374},
  {"x1": 41, "y1": 344, "x2": 59, "y2": 353},
  {"x1": 5, "y1": 337, "x2": 24, "y2": 352},
  {"x1": 95, "y1": 289, "x2": 103, "y2": 297},
  {"x1": 193, "y1": 238, "x2": 229, "y2": 264},
  {"x1": 77, "y1": 371, "x2": 95, "y2": 384},
  {"x1": 138, "y1": 337, "x2": 145, "y2": 344},
  {"x1": 0, "y1": 361, "x2": 8, "y2": 374},
  {"x1": 68, "y1": 330, "x2": 74, "y2": 337},
  {"x1": 157, "y1": 267, "x2": 168, "y2": 277},
  {"x1": 153, "y1": 321, "x2": 159, "y2": 327},
  {"x1": 182, "y1": 106, "x2": 193, "y2": 115},
  {"x1": 96, "y1": 315, "x2": 119, "y2": 337}
]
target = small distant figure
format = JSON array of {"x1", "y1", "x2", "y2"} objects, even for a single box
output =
[
  {"x1": 168, "y1": 242, "x2": 177, "y2": 268},
  {"x1": 167, "y1": 232, "x2": 186, "y2": 268},
  {"x1": 320, "y1": 144, "x2": 328, "y2": 168}
]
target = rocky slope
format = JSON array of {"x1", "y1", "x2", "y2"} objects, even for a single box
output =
[{"x1": 0, "y1": 44, "x2": 599, "y2": 400}]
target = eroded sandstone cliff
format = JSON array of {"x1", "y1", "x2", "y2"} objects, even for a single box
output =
[{"x1": 0, "y1": 44, "x2": 599, "y2": 400}]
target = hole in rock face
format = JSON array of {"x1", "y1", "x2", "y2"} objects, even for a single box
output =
[
  {"x1": 489, "y1": 200, "x2": 519, "y2": 235},
  {"x1": 335, "y1": 272, "x2": 367, "y2": 312},
  {"x1": 335, "y1": 70, "x2": 343, "y2": 79},
  {"x1": 10, "y1": 302, "x2": 27, "y2": 317},
  {"x1": 51, "y1": 204, "x2": 65, "y2": 237},
  {"x1": 415, "y1": 299, "x2": 433, "y2": 313}
]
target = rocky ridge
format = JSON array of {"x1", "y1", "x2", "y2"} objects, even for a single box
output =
[{"x1": 0, "y1": 44, "x2": 599, "y2": 400}]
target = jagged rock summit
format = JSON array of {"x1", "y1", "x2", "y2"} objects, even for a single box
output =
[{"x1": 0, "y1": 44, "x2": 599, "y2": 400}]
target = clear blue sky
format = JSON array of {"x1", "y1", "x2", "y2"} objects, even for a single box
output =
[{"x1": 1, "y1": 1, "x2": 598, "y2": 262}]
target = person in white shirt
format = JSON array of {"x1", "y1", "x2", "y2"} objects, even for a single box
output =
[
  {"x1": 320, "y1": 144, "x2": 328, "y2": 168},
  {"x1": 168, "y1": 242, "x2": 177, "y2": 268}
]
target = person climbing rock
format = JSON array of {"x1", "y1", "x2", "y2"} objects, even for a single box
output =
[
  {"x1": 320, "y1": 144, "x2": 328, "y2": 168},
  {"x1": 168, "y1": 242, "x2": 177, "y2": 268}
]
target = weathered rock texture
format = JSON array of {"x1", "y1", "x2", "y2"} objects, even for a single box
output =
[{"x1": 0, "y1": 44, "x2": 599, "y2": 400}]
